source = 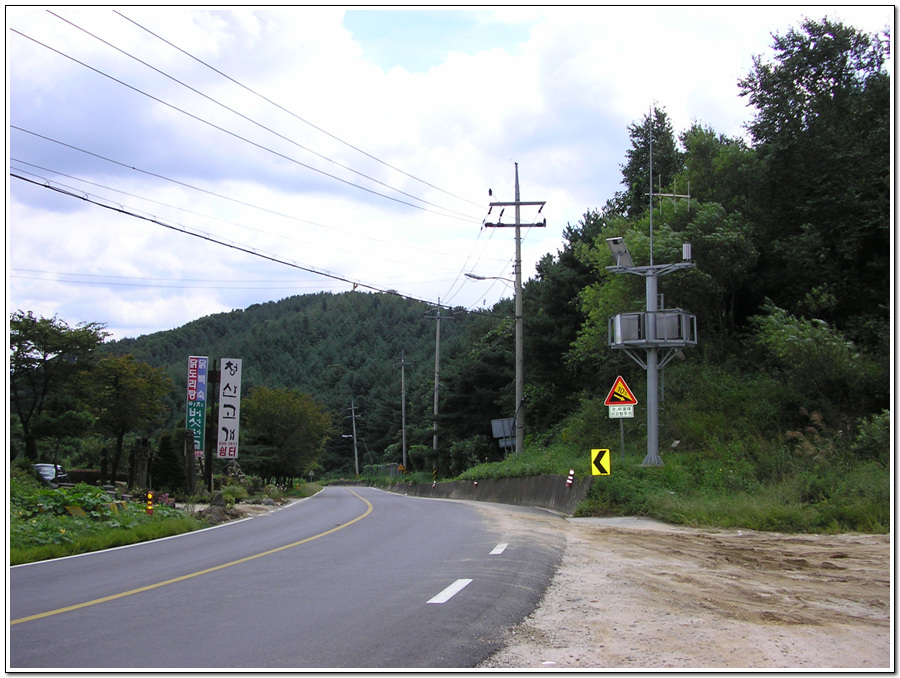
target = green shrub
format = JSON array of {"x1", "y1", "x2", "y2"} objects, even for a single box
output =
[{"x1": 850, "y1": 410, "x2": 890, "y2": 464}]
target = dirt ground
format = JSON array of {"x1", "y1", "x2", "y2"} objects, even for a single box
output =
[{"x1": 475, "y1": 508, "x2": 893, "y2": 670}]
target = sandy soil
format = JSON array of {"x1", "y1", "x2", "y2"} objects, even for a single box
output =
[{"x1": 475, "y1": 508, "x2": 893, "y2": 670}]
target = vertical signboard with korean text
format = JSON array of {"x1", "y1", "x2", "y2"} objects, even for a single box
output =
[
  {"x1": 186, "y1": 356, "x2": 208, "y2": 457},
  {"x1": 217, "y1": 358, "x2": 242, "y2": 459}
]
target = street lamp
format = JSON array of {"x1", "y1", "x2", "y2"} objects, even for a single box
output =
[{"x1": 465, "y1": 273, "x2": 512, "y2": 283}]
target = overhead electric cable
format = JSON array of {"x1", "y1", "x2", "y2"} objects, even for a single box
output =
[
  {"x1": 47, "y1": 11, "x2": 476, "y2": 221},
  {"x1": 10, "y1": 158, "x2": 483, "y2": 269},
  {"x1": 10, "y1": 26, "x2": 472, "y2": 221},
  {"x1": 11, "y1": 171, "x2": 469, "y2": 310},
  {"x1": 115, "y1": 9, "x2": 486, "y2": 211},
  {"x1": 10, "y1": 273, "x2": 339, "y2": 291}
]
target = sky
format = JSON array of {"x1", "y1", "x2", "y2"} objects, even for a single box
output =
[{"x1": 7, "y1": 6, "x2": 893, "y2": 340}]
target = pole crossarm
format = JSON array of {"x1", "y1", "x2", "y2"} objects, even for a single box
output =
[
  {"x1": 485, "y1": 223, "x2": 545, "y2": 228},
  {"x1": 485, "y1": 200, "x2": 546, "y2": 229},
  {"x1": 606, "y1": 262, "x2": 695, "y2": 276}
]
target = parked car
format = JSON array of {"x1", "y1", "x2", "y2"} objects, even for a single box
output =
[{"x1": 34, "y1": 463, "x2": 69, "y2": 487}]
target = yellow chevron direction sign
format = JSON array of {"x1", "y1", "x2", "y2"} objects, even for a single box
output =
[{"x1": 591, "y1": 448, "x2": 611, "y2": 476}]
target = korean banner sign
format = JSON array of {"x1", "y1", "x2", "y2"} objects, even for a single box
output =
[
  {"x1": 217, "y1": 358, "x2": 242, "y2": 459},
  {"x1": 186, "y1": 356, "x2": 208, "y2": 457}
]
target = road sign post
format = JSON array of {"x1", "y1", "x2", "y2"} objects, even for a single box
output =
[{"x1": 605, "y1": 376, "x2": 637, "y2": 460}]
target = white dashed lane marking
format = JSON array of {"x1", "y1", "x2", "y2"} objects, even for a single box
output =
[
  {"x1": 427, "y1": 578, "x2": 473, "y2": 604},
  {"x1": 426, "y1": 543, "x2": 509, "y2": 604}
]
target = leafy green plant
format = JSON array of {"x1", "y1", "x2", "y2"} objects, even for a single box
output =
[{"x1": 850, "y1": 410, "x2": 890, "y2": 465}]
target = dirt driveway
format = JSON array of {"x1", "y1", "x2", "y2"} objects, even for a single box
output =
[{"x1": 476, "y1": 509, "x2": 892, "y2": 670}]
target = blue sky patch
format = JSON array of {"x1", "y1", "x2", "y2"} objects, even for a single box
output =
[{"x1": 343, "y1": 10, "x2": 533, "y2": 73}]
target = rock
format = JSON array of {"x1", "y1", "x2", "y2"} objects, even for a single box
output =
[{"x1": 203, "y1": 505, "x2": 228, "y2": 525}]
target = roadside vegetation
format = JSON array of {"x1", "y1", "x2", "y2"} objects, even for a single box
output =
[
  {"x1": 9, "y1": 461, "x2": 321, "y2": 565},
  {"x1": 365, "y1": 399, "x2": 889, "y2": 534}
]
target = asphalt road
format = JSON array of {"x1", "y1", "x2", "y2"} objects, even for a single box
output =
[{"x1": 9, "y1": 486, "x2": 564, "y2": 669}]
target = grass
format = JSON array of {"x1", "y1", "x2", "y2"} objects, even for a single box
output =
[
  {"x1": 10, "y1": 515, "x2": 203, "y2": 565},
  {"x1": 9, "y1": 470, "x2": 325, "y2": 565},
  {"x1": 430, "y1": 429, "x2": 889, "y2": 534}
]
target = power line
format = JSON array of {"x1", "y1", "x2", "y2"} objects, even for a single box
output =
[
  {"x1": 11, "y1": 267, "x2": 465, "y2": 291},
  {"x1": 10, "y1": 171, "x2": 470, "y2": 311},
  {"x1": 9, "y1": 274, "x2": 338, "y2": 291},
  {"x1": 10, "y1": 26, "x2": 473, "y2": 221},
  {"x1": 114, "y1": 9, "x2": 486, "y2": 211},
  {"x1": 10, "y1": 157, "x2": 490, "y2": 271},
  {"x1": 47, "y1": 10, "x2": 477, "y2": 221}
]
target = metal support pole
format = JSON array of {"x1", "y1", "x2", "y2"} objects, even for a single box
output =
[{"x1": 643, "y1": 272, "x2": 662, "y2": 466}]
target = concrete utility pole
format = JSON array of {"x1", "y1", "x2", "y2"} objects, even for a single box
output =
[
  {"x1": 484, "y1": 164, "x2": 545, "y2": 455},
  {"x1": 347, "y1": 398, "x2": 359, "y2": 477},
  {"x1": 424, "y1": 301, "x2": 452, "y2": 479},
  {"x1": 399, "y1": 353, "x2": 412, "y2": 470}
]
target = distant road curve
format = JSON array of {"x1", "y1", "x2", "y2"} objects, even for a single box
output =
[{"x1": 10, "y1": 486, "x2": 564, "y2": 669}]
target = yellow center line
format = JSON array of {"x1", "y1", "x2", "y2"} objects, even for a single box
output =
[{"x1": 11, "y1": 489, "x2": 373, "y2": 626}]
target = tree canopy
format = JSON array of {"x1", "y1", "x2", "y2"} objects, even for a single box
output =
[
  {"x1": 240, "y1": 385, "x2": 333, "y2": 484},
  {"x1": 9, "y1": 311, "x2": 108, "y2": 459}
]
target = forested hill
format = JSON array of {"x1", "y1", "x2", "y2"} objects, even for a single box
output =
[{"x1": 106, "y1": 291, "x2": 485, "y2": 455}]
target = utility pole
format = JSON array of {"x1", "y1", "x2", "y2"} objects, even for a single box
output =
[
  {"x1": 424, "y1": 300, "x2": 456, "y2": 479},
  {"x1": 347, "y1": 398, "x2": 359, "y2": 477},
  {"x1": 484, "y1": 163, "x2": 545, "y2": 455},
  {"x1": 398, "y1": 353, "x2": 412, "y2": 470}
]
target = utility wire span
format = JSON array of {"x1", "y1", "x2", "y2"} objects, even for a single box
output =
[
  {"x1": 47, "y1": 11, "x2": 476, "y2": 221},
  {"x1": 9, "y1": 157, "x2": 486, "y2": 271},
  {"x1": 114, "y1": 9, "x2": 486, "y2": 211},
  {"x1": 10, "y1": 26, "x2": 472, "y2": 222},
  {"x1": 11, "y1": 171, "x2": 470, "y2": 311},
  {"x1": 10, "y1": 273, "x2": 340, "y2": 291}
]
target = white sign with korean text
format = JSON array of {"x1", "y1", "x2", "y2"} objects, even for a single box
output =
[
  {"x1": 608, "y1": 405, "x2": 634, "y2": 418},
  {"x1": 217, "y1": 358, "x2": 242, "y2": 459}
]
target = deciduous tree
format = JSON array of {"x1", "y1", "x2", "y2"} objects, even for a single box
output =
[
  {"x1": 84, "y1": 354, "x2": 173, "y2": 483},
  {"x1": 9, "y1": 311, "x2": 108, "y2": 460},
  {"x1": 739, "y1": 18, "x2": 890, "y2": 341},
  {"x1": 614, "y1": 106, "x2": 683, "y2": 218},
  {"x1": 241, "y1": 386, "x2": 333, "y2": 485}
]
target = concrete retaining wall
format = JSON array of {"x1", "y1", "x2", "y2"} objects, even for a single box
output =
[{"x1": 341, "y1": 474, "x2": 594, "y2": 515}]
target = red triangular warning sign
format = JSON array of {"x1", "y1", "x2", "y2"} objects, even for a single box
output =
[{"x1": 604, "y1": 375, "x2": 638, "y2": 406}]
